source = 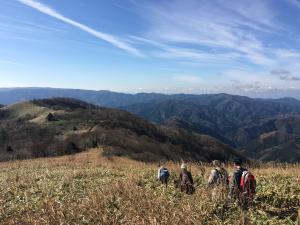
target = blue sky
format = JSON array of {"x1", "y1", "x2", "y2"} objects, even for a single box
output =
[{"x1": 1, "y1": 0, "x2": 300, "y2": 95}]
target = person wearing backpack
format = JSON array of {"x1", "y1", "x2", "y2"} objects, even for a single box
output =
[
  {"x1": 208, "y1": 160, "x2": 229, "y2": 200},
  {"x1": 179, "y1": 163, "x2": 195, "y2": 194},
  {"x1": 208, "y1": 160, "x2": 229, "y2": 187},
  {"x1": 228, "y1": 158, "x2": 256, "y2": 209},
  {"x1": 157, "y1": 164, "x2": 170, "y2": 188}
]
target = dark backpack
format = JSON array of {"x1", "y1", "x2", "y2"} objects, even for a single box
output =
[
  {"x1": 160, "y1": 168, "x2": 170, "y2": 179},
  {"x1": 181, "y1": 171, "x2": 195, "y2": 194}
]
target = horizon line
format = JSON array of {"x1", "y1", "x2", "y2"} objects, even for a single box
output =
[{"x1": 0, "y1": 86, "x2": 300, "y2": 99}]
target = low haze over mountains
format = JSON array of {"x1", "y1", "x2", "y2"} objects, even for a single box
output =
[
  {"x1": 1, "y1": 87, "x2": 300, "y2": 162},
  {"x1": 0, "y1": 88, "x2": 166, "y2": 107}
]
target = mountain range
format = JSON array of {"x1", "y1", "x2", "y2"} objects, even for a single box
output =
[
  {"x1": 0, "y1": 98, "x2": 241, "y2": 162},
  {"x1": 0, "y1": 87, "x2": 167, "y2": 107},
  {"x1": 123, "y1": 95, "x2": 300, "y2": 162},
  {"x1": 1, "y1": 87, "x2": 300, "y2": 162}
]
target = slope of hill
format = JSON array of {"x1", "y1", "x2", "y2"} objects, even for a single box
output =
[
  {"x1": 1, "y1": 150, "x2": 299, "y2": 224},
  {"x1": 257, "y1": 138, "x2": 300, "y2": 162},
  {"x1": 124, "y1": 94, "x2": 300, "y2": 130},
  {"x1": 163, "y1": 117, "x2": 235, "y2": 146},
  {"x1": 123, "y1": 95, "x2": 300, "y2": 162},
  {"x1": 230, "y1": 115, "x2": 300, "y2": 162},
  {"x1": 0, "y1": 98, "x2": 241, "y2": 162}
]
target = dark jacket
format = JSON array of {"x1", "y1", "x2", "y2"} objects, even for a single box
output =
[
  {"x1": 179, "y1": 170, "x2": 194, "y2": 185},
  {"x1": 229, "y1": 167, "x2": 247, "y2": 198}
]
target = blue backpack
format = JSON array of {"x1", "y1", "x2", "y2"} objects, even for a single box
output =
[{"x1": 160, "y1": 168, "x2": 170, "y2": 179}]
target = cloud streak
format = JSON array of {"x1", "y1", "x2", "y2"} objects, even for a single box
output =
[
  {"x1": 270, "y1": 69, "x2": 300, "y2": 81},
  {"x1": 128, "y1": 0, "x2": 300, "y2": 93},
  {"x1": 130, "y1": 0, "x2": 284, "y2": 67},
  {"x1": 17, "y1": 0, "x2": 142, "y2": 56}
]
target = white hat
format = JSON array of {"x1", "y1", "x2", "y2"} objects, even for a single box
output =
[{"x1": 181, "y1": 163, "x2": 187, "y2": 170}]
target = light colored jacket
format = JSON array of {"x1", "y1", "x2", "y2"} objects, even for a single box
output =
[
  {"x1": 157, "y1": 166, "x2": 164, "y2": 179},
  {"x1": 208, "y1": 167, "x2": 228, "y2": 187}
]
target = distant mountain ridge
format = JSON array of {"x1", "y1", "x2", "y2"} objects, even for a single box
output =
[
  {"x1": 0, "y1": 87, "x2": 168, "y2": 107},
  {"x1": 2, "y1": 87, "x2": 300, "y2": 110},
  {"x1": 2, "y1": 87, "x2": 300, "y2": 111},
  {"x1": 0, "y1": 98, "x2": 242, "y2": 162},
  {"x1": 2, "y1": 87, "x2": 300, "y2": 162},
  {"x1": 123, "y1": 95, "x2": 300, "y2": 162}
]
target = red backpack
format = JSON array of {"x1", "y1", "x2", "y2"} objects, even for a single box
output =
[{"x1": 240, "y1": 170, "x2": 256, "y2": 197}]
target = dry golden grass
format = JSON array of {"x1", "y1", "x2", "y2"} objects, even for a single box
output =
[{"x1": 0, "y1": 149, "x2": 299, "y2": 225}]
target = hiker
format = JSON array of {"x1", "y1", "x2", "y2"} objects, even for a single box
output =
[
  {"x1": 157, "y1": 164, "x2": 170, "y2": 188},
  {"x1": 208, "y1": 160, "x2": 229, "y2": 187},
  {"x1": 228, "y1": 158, "x2": 256, "y2": 209},
  {"x1": 208, "y1": 160, "x2": 229, "y2": 200},
  {"x1": 179, "y1": 163, "x2": 195, "y2": 194}
]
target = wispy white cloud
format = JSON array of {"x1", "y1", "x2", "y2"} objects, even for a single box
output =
[
  {"x1": 126, "y1": 0, "x2": 300, "y2": 94},
  {"x1": 8, "y1": 0, "x2": 300, "y2": 94},
  {"x1": 0, "y1": 14, "x2": 65, "y2": 33},
  {"x1": 217, "y1": 68, "x2": 300, "y2": 93},
  {"x1": 131, "y1": 36, "x2": 244, "y2": 65},
  {"x1": 221, "y1": 0, "x2": 278, "y2": 30},
  {"x1": 270, "y1": 69, "x2": 300, "y2": 81},
  {"x1": 17, "y1": 0, "x2": 142, "y2": 56},
  {"x1": 130, "y1": 0, "x2": 283, "y2": 66},
  {"x1": 275, "y1": 49, "x2": 300, "y2": 58}
]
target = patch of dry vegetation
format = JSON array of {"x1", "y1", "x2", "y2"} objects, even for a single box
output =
[
  {"x1": 1, "y1": 102, "x2": 51, "y2": 120},
  {"x1": 0, "y1": 149, "x2": 299, "y2": 224}
]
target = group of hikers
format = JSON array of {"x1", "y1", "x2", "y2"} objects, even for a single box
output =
[{"x1": 157, "y1": 158, "x2": 256, "y2": 208}]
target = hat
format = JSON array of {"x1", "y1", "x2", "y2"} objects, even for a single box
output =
[{"x1": 181, "y1": 163, "x2": 187, "y2": 170}]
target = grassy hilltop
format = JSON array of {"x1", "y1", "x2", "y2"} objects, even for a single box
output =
[{"x1": 0, "y1": 149, "x2": 299, "y2": 225}]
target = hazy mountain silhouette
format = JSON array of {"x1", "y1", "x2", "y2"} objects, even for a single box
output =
[{"x1": 0, "y1": 87, "x2": 168, "y2": 107}]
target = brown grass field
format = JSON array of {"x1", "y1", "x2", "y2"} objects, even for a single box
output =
[{"x1": 0, "y1": 148, "x2": 300, "y2": 225}]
